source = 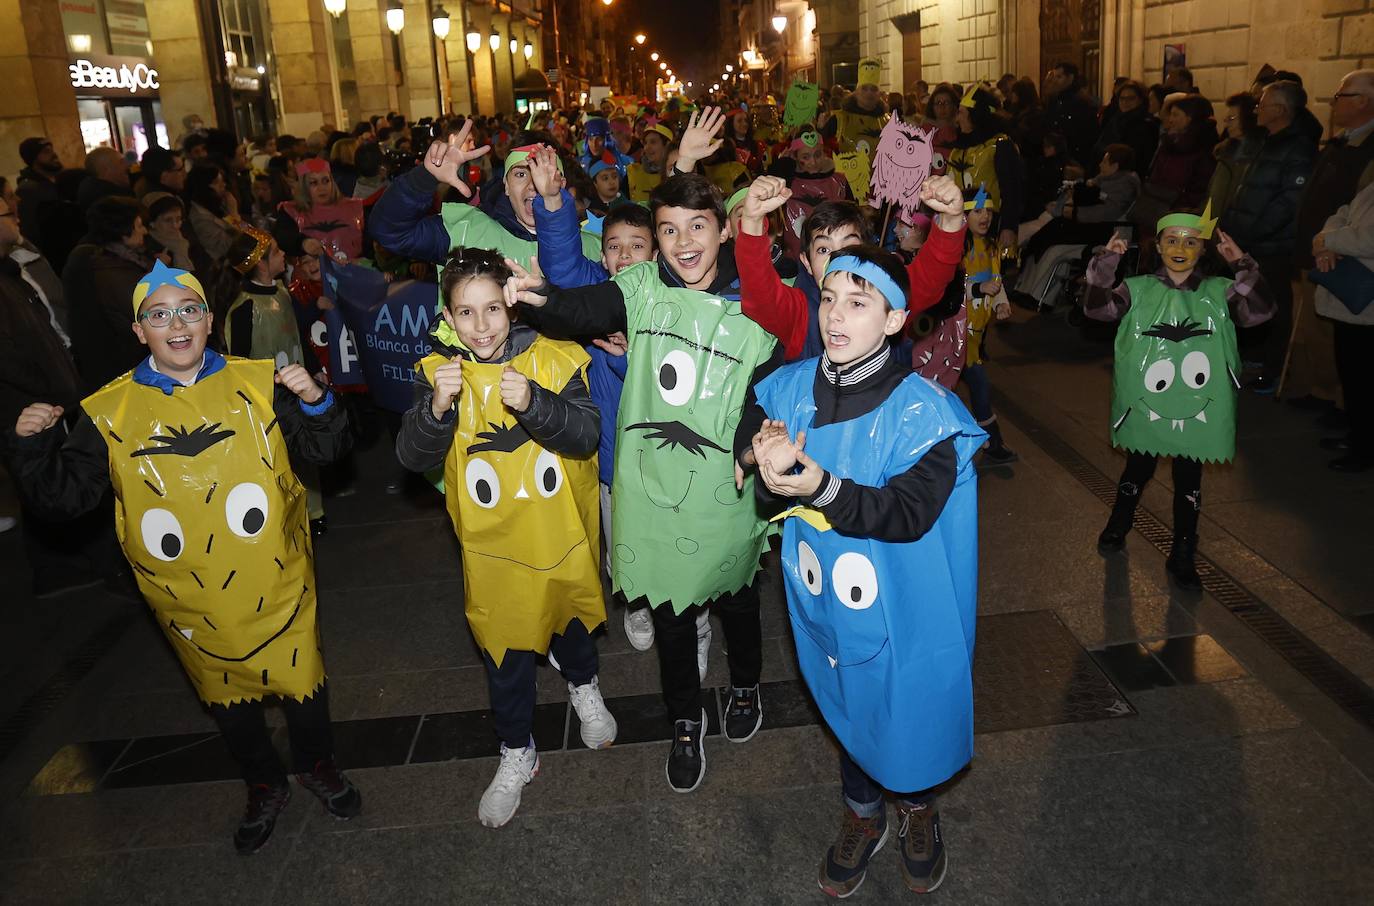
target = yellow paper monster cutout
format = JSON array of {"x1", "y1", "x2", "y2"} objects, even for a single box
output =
[
  {"x1": 418, "y1": 336, "x2": 605, "y2": 666},
  {"x1": 857, "y1": 57, "x2": 882, "y2": 88},
  {"x1": 834, "y1": 152, "x2": 872, "y2": 205},
  {"x1": 82, "y1": 359, "x2": 325, "y2": 707}
]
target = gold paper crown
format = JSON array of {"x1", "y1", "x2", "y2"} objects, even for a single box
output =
[{"x1": 232, "y1": 224, "x2": 273, "y2": 274}]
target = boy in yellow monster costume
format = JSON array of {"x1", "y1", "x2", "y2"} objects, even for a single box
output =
[
  {"x1": 395, "y1": 247, "x2": 615, "y2": 829},
  {"x1": 6, "y1": 261, "x2": 361, "y2": 856}
]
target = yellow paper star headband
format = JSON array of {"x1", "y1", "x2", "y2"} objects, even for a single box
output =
[{"x1": 131, "y1": 260, "x2": 207, "y2": 317}]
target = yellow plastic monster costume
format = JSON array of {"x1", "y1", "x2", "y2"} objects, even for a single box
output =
[
  {"x1": 417, "y1": 336, "x2": 605, "y2": 666},
  {"x1": 80, "y1": 266, "x2": 325, "y2": 707}
]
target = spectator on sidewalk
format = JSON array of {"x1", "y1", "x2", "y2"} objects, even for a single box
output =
[
  {"x1": 1220, "y1": 80, "x2": 1318, "y2": 394},
  {"x1": 1042, "y1": 61, "x2": 1099, "y2": 166},
  {"x1": 16, "y1": 138, "x2": 76, "y2": 270},
  {"x1": 1208, "y1": 93, "x2": 1262, "y2": 221},
  {"x1": 135, "y1": 147, "x2": 186, "y2": 200},
  {"x1": 184, "y1": 162, "x2": 239, "y2": 261},
  {"x1": 1291, "y1": 70, "x2": 1374, "y2": 413},
  {"x1": 1090, "y1": 79, "x2": 1159, "y2": 177},
  {"x1": 1133, "y1": 94, "x2": 1217, "y2": 265},
  {"x1": 76, "y1": 147, "x2": 134, "y2": 210},
  {"x1": 1164, "y1": 67, "x2": 1198, "y2": 95}
]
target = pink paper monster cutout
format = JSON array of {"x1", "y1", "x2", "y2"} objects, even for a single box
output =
[{"x1": 870, "y1": 117, "x2": 934, "y2": 220}]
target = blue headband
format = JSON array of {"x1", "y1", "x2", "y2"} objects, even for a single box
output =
[{"x1": 824, "y1": 255, "x2": 907, "y2": 310}]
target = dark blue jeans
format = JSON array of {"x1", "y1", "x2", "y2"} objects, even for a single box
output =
[
  {"x1": 840, "y1": 749, "x2": 935, "y2": 817},
  {"x1": 484, "y1": 618, "x2": 598, "y2": 748},
  {"x1": 961, "y1": 363, "x2": 993, "y2": 423}
]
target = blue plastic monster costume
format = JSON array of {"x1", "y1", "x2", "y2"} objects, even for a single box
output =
[{"x1": 752, "y1": 270, "x2": 987, "y2": 793}]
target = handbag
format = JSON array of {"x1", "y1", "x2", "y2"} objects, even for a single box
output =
[{"x1": 1308, "y1": 256, "x2": 1374, "y2": 315}]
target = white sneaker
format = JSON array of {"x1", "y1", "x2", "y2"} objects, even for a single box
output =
[
  {"x1": 568, "y1": 676, "x2": 618, "y2": 749},
  {"x1": 624, "y1": 606, "x2": 654, "y2": 651},
  {"x1": 477, "y1": 742, "x2": 539, "y2": 828},
  {"x1": 696, "y1": 611, "x2": 712, "y2": 683}
]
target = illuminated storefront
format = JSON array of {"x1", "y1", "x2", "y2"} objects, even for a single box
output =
[{"x1": 61, "y1": 0, "x2": 169, "y2": 155}]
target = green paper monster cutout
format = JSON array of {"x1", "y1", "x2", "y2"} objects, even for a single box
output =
[
  {"x1": 784, "y1": 82, "x2": 820, "y2": 130},
  {"x1": 1110, "y1": 276, "x2": 1241, "y2": 463},
  {"x1": 607, "y1": 261, "x2": 778, "y2": 613}
]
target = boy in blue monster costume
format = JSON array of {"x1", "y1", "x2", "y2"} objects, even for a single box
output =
[{"x1": 736, "y1": 244, "x2": 986, "y2": 897}]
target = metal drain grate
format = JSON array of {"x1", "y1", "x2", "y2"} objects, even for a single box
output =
[
  {"x1": 991, "y1": 389, "x2": 1374, "y2": 730},
  {"x1": 0, "y1": 612, "x2": 136, "y2": 764}
]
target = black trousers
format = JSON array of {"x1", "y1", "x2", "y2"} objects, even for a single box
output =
[
  {"x1": 649, "y1": 583, "x2": 763, "y2": 723},
  {"x1": 208, "y1": 683, "x2": 335, "y2": 787},
  {"x1": 1333, "y1": 321, "x2": 1374, "y2": 457},
  {"x1": 19, "y1": 490, "x2": 123, "y2": 587},
  {"x1": 1253, "y1": 255, "x2": 1296, "y2": 380},
  {"x1": 1118, "y1": 451, "x2": 1203, "y2": 538},
  {"x1": 484, "y1": 618, "x2": 598, "y2": 748}
]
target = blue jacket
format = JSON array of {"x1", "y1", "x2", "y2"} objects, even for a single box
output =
[{"x1": 534, "y1": 190, "x2": 625, "y2": 485}]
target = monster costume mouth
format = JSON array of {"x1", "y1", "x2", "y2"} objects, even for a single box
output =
[
  {"x1": 636, "y1": 449, "x2": 696, "y2": 511},
  {"x1": 1127, "y1": 396, "x2": 1214, "y2": 432},
  {"x1": 168, "y1": 583, "x2": 306, "y2": 662},
  {"x1": 465, "y1": 538, "x2": 587, "y2": 572}
]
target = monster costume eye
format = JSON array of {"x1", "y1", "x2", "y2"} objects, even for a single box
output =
[
  {"x1": 225, "y1": 482, "x2": 269, "y2": 537},
  {"x1": 832, "y1": 552, "x2": 878, "y2": 610},
  {"x1": 1181, "y1": 351, "x2": 1211, "y2": 389},
  {"x1": 1144, "y1": 359, "x2": 1175, "y2": 393},
  {"x1": 534, "y1": 449, "x2": 563, "y2": 498},
  {"x1": 465, "y1": 458, "x2": 501, "y2": 508},
  {"x1": 656, "y1": 349, "x2": 697, "y2": 407},
  {"x1": 141, "y1": 508, "x2": 185, "y2": 562},
  {"x1": 797, "y1": 541, "x2": 823, "y2": 596}
]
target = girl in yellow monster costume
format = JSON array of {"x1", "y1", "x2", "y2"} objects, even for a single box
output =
[
  {"x1": 960, "y1": 186, "x2": 1017, "y2": 464},
  {"x1": 395, "y1": 247, "x2": 616, "y2": 830},
  {"x1": 6, "y1": 261, "x2": 361, "y2": 856}
]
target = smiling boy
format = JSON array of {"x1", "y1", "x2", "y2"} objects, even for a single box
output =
[
  {"x1": 1085, "y1": 207, "x2": 1273, "y2": 587},
  {"x1": 506, "y1": 156, "x2": 782, "y2": 794},
  {"x1": 734, "y1": 244, "x2": 986, "y2": 897},
  {"x1": 6, "y1": 261, "x2": 360, "y2": 855}
]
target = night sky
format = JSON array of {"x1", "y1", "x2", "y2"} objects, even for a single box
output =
[{"x1": 618, "y1": 0, "x2": 720, "y2": 87}]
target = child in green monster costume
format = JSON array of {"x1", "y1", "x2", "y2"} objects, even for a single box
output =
[
  {"x1": 1084, "y1": 205, "x2": 1273, "y2": 587},
  {"x1": 506, "y1": 164, "x2": 784, "y2": 794}
]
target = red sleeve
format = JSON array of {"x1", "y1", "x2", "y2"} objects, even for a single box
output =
[
  {"x1": 735, "y1": 229, "x2": 810, "y2": 361},
  {"x1": 906, "y1": 222, "x2": 966, "y2": 314}
]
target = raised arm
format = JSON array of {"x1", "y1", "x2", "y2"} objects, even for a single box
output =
[
  {"x1": 1082, "y1": 232, "x2": 1134, "y2": 321},
  {"x1": 370, "y1": 124, "x2": 491, "y2": 263}
]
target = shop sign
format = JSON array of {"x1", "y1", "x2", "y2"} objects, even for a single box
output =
[
  {"x1": 230, "y1": 68, "x2": 262, "y2": 92},
  {"x1": 68, "y1": 54, "x2": 160, "y2": 98},
  {"x1": 545, "y1": 68, "x2": 560, "y2": 85}
]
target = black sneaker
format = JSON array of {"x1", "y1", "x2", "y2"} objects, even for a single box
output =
[
  {"x1": 234, "y1": 783, "x2": 291, "y2": 855},
  {"x1": 1165, "y1": 536, "x2": 1202, "y2": 591},
  {"x1": 665, "y1": 708, "x2": 707, "y2": 793},
  {"x1": 896, "y1": 801, "x2": 947, "y2": 893},
  {"x1": 818, "y1": 807, "x2": 890, "y2": 898},
  {"x1": 980, "y1": 444, "x2": 1019, "y2": 466},
  {"x1": 724, "y1": 684, "x2": 763, "y2": 743},
  {"x1": 294, "y1": 759, "x2": 361, "y2": 819}
]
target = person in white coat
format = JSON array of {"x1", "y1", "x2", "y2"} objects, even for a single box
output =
[{"x1": 1312, "y1": 179, "x2": 1374, "y2": 471}]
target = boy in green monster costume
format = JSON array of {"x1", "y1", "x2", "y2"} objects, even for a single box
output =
[
  {"x1": 506, "y1": 162, "x2": 783, "y2": 794},
  {"x1": 1084, "y1": 204, "x2": 1273, "y2": 587}
]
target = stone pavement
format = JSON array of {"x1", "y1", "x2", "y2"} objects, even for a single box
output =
[{"x1": 1, "y1": 310, "x2": 1372, "y2": 904}]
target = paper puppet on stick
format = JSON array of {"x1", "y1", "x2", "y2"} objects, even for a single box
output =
[
  {"x1": 784, "y1": 81, "x2": 820, "y2": 130},
  {"x1": 870, "y1": 117, "x2": 934, "y2": 220},
  {"x1": 857, "y1": 57, "x2": 882, "y2": 88},
  {"x1": 834, "y1": 152, "x2": 872, "y2": 206}
]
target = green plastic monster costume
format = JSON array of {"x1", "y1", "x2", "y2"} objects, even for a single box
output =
[
  {"x1": 1109, "y1": 209, "x2": 1241, "y2": 464},
  {"x1": 606, "y1": 262, "x2": 777, "y2": 612}
]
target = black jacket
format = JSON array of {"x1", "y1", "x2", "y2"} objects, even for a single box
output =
[
  {"x1": 62, "y1": 243, "x2": 152, "y2": 394},
  {"x1": 395, "y1": 322, "x2": 600, "y2": 473},
  {"x1": 1045, "y1": 87, "x2": 1100, "y2": 166},
  {"x1": 5, "y1": 376, "x2": 352, "y2": 523},
  {"x1": 1294, "y1": 129, "x2": 1374, "y2": 268},
  {"x1": 733, "y1": 343, "x2": 957, "y2": 543},
  {"x1": 0, "y1": 257, "x2": 81, "y2": 436},
  {"x1": 76, "y1": 176, "x2": 135, "y2": 210},
  {"x1": 16, "y1": 168, "x2": 83, "y2": 272},
  {"x1": 1091, "y1": 106, "x2": 1160, "y2": 176},
  {"x1": 1219, "y1": 123, "x2": 1318, "y2": 257}
]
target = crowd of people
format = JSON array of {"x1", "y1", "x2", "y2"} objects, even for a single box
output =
[{"x1": 0, "y1": 57, "x2": 1369, "y2": 896}]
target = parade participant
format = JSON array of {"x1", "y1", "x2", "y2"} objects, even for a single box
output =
[
  {"x1": 959, "y1": 187, "x2": 1017, "y2": 464},
  {"x1": 579, "y1": 117, "x2": 634, "y2": 175},
  {"x1": 1086, "y1": 206, "x2": 1273, "y2": 587},
  {"x1": 734, "y1": 174, "x2": 966, "y2": 361},
  {"x1": 627, "y1": 124, "x2": 673, "y2": 203},
  {"x1": 947, "y1": 86, "x2": 1024, "y2": 256},
  {"x1": 827, "y1": 60, "x2": 889, "y2": 158},
  {"x1": 505, "y1": 166, "x2": 781, "y2": 795},
  {"x1": 586, "y1": 160, "x2": 627, "y2": 215},
  {"x1": 735, "y1": 244, "x2": 985, "y2": 897},
  {"x1": 282, "y1": 158, "x2": 366, "y2": 262},
  {"x1": 370, "y1": 122, "x2": 602, "y2": 304},
  {"x1": 770, "y1": 131, "x2": 854, "y2": 258},
  {"x1": 6, "y1": 261, "x2": 360, "y2": 854},
  {"x1": 395, "y1": 247, "x2": 615, "y2": 828}
]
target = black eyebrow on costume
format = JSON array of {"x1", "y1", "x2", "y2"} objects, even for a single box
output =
[
  {"x1": 1142, "y1": 319, "x2": 1213, "y2": 343},
  {"x1": 633, "y1": 329, "x2": 743, "y2": 366}
]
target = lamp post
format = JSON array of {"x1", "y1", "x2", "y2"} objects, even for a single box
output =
[
  {"x1": 323, "y1": 0, "x2": 346, "y2": 16},
  {"x1": 433, "y1": 4, "x2": 452, "y2": 117},
  {"x1": 385, "y1": 0, "x2": 404, "y2": 34},
  {"x1": 772, "y1": 14, "x2": 787, "y2": 94}
]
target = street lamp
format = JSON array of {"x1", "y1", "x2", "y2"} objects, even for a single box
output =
[
  {"x1": 510, "y1": 36, "x2": 518, "y2": 54},
  {"x1": 432, "y1": 4, "x2": 451, "y2": 39},
  {"x1": 635, "y1": 33, "x2": 646, "y2": 45},
  {"x1": 323, "y1": 0, "x2": 346, "y2": 17},
  {"x1": 489, "y1": 27, "x2": 500, "y2": 52},
  {"x1": 524, "y1": 41, "x2": 534, "y2": 60},
  {"x1": 725, "y1": 64, "x2": 733, "y2": 72},
  {"x1": 466, "y1": 28, "x2": 481, "y2": 52},
  {"x1": 772, "y1": 15, "x2": 787, "y2": 33},
  {"x1": 659, "y1": 62, "x2": 667, "y2": 70},
  {"x1": 385, "y1": 0, "x2": 404, "y2": 34},
  {"x1": 651, "y1": 52, "x2": 659, "y2": 61}
]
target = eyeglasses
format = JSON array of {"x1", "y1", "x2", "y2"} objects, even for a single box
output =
[{"x1": 138, "y1": 304, "x2": 208, "y2": 327}]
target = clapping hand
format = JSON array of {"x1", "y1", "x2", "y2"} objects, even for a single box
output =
[
  {"x1": 423, "y1": 120, "x2": 491, "y2": 197},
  {"x1": 756, "y1": 425, "x2": 825, "y2": 499}
]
